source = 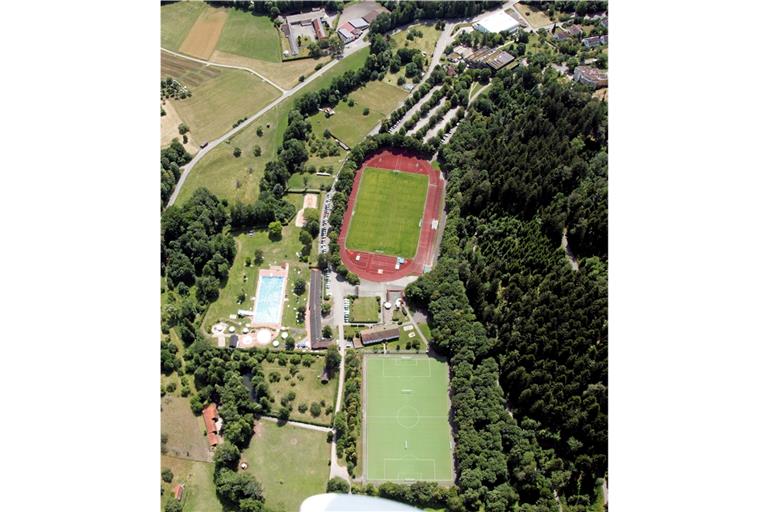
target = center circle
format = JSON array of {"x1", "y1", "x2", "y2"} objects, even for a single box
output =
[{"x1": 397, "y1": 406, "x2": 419, "y2": 429}]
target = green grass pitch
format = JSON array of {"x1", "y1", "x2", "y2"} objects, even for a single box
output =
[
  {"x1": 345, "y1": 167, "x2": 428, "y2": 258},
  {"x1": 363, "y1": 355, "x2": 453, "y2": 482}
]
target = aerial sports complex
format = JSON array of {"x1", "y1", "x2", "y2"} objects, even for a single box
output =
[{"x1": 338, "y1": 149, "x2": 445, "y2": 282}]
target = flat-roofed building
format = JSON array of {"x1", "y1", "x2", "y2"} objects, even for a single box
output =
[
  {"x1": 473, "y1": 11, "x2": 520, "y2": 33},
  {"x1": 349, "y1": 17, "x2": 369, "y2": 30}
]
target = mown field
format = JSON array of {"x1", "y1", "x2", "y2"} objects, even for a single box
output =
[
  {"x1": 161, "y1": 395, "x2": 211, "y2": 462},
  {"x1": 262, "y1": 356, "x2": 337, "y2": 425},
  {"x1": 161, "y1": 456, "x2": 222, "y2": 512},
  {"x1": 345, "y1": 168, "x2": 428, "y2": 258},
  {"x1": 351, "y1": 296, "x2": 379, "y2": 323},
  {"x1": 178, "y1": 5, "x2": 229, "y2": 59},
  {"x1": 242, "y1": 421, "x2": 330, "y2": 512},
  {"x1": 161, "y1": 1, "x2": 206, "y2": 51},
  {"x1": 309, "y1": 79, "x2": 408, "y2": 147},
  {"x1": 217, "y1": 9, "x2": 282, "y2": 63},
  {"x1": 391, "y1": 23, "x2": 441, "y2": 62}
]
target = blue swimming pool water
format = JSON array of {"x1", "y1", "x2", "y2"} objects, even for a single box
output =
[{"x1": 254, "y1": 275, "x2": 285, "y2": 324}]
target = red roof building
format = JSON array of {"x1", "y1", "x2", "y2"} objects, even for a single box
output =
[
  {"x1": 202, "y1": 403, "x2": 222, "y2": 448},
  {"x1": 173, "y1": 484, "x2": 185, "y2": 501},
  {"x1": 313, "y1": 18, "x2": 326, "y2": 40}
]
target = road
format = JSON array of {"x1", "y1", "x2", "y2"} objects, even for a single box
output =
[{"x1": 164, "y1": 40, "x2": 370, "y2": 208}]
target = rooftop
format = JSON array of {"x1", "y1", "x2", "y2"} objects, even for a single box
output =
[
  {"x1": 360, "y1": 324, "x2": 400, "y2": 345},
  {"x1": 474, "y1": 11, "x2": 520, "y2": 33}
]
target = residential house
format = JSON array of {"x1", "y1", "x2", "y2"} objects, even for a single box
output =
[{"x1": 574, "y1": 66, "x2": 608, "y2": 88}]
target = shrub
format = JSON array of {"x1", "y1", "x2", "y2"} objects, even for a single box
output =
[{"x1": 161, "y1": 468, "x2": 173, "y2": 483}]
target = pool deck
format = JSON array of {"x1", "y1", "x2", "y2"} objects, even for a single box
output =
[{"x1": 251, "y1": 264, "x2": 289, "y2": 332}]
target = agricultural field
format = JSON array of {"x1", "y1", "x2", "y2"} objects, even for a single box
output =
[
  {"x1": 161, "y1": 52, "x2": 281, "y2": 144},
  {"x1": 345, "y1": 168, "x2": 429, "y2": 258},
  {"x1": 261, "y1": 355, "x2": 337, "y2": 425},
  {"x1": 160, "y1": 395, "x2": 211, "y2": 462},
  {"x1": 161, "y1": 456, "x2": 222, "y2": 512},
  {"x1": 363, "y1": 355, "x2": 453, "y2": 482},
  {"x1": 350, "y1": 296, "x2": 380, "y2": 323},
  {"x1": 514, "y1": 2, "x2": 556, "y2": 29},
  {"x1": 242, "y1": 421, "x2": 330, "y2": 512},
  {"x1": 176, "y1": 49, "x2": 370, "y2": 204},
  {"x1": 178, "y1": 5, "x2": 229, "y2": 59},
  {"x1": 161, "y1": 100, "x2": 198, "y2": 153},
  {"x1": 216, "y1": 9, "x2": 282, "y2": 63},
  {"x1": 161, "y1": 1, "x2": 206, "y2": 51},
  {"x1": 309, "y1": 80, "x2": 408, "y2": 147}
]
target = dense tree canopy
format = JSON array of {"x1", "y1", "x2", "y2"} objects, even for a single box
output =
[{"x1": 407, "y1": 65, "x2": 607, "y2": 510}]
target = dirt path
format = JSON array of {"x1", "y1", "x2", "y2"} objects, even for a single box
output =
[
  {"x1": 329, "y1": 323, "x2": 350, "y2": 482},
  {"x1": 258, "y1": 415, "x2": 331, "y2": 433},
  {"x1": 161, "y1": 47, "x2": 285, "y2": 92},
  {"x1": 561, "y1": 227, "x2": 579, "y2": 270}
]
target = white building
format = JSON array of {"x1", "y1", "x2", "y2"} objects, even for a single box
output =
[{"x1": 473, "y1": 11, "x2": 520, "y2": 33}]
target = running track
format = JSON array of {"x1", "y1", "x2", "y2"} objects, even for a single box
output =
[{"x1": 338, "y1": 149, "x2": 444, "y2": 282}]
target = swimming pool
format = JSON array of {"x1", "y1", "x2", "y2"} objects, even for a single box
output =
[{"x1": 253, "y1": 275, "x2": 285, "y2": 325}]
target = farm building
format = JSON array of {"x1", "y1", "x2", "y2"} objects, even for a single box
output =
[
  {"x1": 337, "y1": 27, "x2": 355, "y2": 44},
  {"x1": 359, "y1": 324, "x2": 400, "y2": 345},
  {"x1": 202, "y1": 403, "x2": 223, "y2": 448},
  {"x1": 473, "y1": 11, "x2": 520, "y2": 33},
  {"x1": 362, "y1": 5, "x2": 388, "y2": 24},
  {"x1": 574, "y1": 66, "x2": 608, "y2": 88},
  {"x1": 348, "y1": 17, "x2": 370, "y2": 30},
  {"x1": 312, "y1": 18, "x2": 327, "y2": 39}
]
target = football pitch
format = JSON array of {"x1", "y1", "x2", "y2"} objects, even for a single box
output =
[
  {"x1": 363, "y1": 355, "x2": 453, "y2": 482},
  {"x1": 345, "y1": 167, "x2": 428, "y2": 258}
]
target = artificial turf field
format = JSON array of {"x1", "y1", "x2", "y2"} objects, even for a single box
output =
[
  {"x1": 363, "y1": 355, "x2": 453, "y2": 482},
  {"x1": 345, "y1": 167, "x2": 428, "y2": 258}
]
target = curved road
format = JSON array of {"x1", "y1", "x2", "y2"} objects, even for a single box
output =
[{"x1": 164, "y1": 40, "x2": 370, "y2": 208}]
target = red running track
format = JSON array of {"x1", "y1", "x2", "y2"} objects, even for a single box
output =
[{"x1": 337, "y1": 149, "x2": 444, "y2": 282}]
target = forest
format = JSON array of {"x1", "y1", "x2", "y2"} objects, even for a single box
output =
[{"x1": 406, "y1": 64, "x2": 608, "y2": 511}]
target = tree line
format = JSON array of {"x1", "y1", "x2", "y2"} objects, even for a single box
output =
[
  {"x1": 369, "y1": 1, "x2": 503, "y2": 34},
  {"x1": 160, "y1": 140, "x2": 191, "y2": 207}
]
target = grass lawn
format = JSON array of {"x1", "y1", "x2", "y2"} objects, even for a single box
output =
[
  {"x1": 161, "y1": 456, "x2": 222, "y2": 512},
  {"x1": 176, "y1": 102, "x2": 287, "y2": 206},
  {"x1": 345, "y1": 167, "x2": 428, "y2": 258},
  {"x1": 217, "y1": 10, "x2": 282, "y2": 63},
  {"x1": 242, "y1": 421, "x2": 331, "y2": 512},
  {"x1": 161, "y1": 395, "x2": 211, "y2": 462},
  {"x1": 297, "y1": 47, "x2": 370, "y2": 101},
  {"x1": 171, "y1": 69, "x2": 281, "y2": 144},
  {"x1": 515, "y1": 2, "x2": 556, "y2": 28},
  {"x1": 262, "y1": 356, "x2": 337, "y2": 425},
  {"x1": 309, "y1": 80, "x2": 408, "y2": 147},
  {"x1": 351, "y1": 296, "x2": 379, "y2": 323},
  {"x1": 161, "y1": 1, "x2": 206, "y2": 51},
  {"x1": 363, "y1": 355, "x2": 452, "y2": 482},
  {"x1": 287, "y1": 170, "x2": 336, "y2": 191},
  {"x1": 391, "y1": 23, "x2": 441, "y2": 63}
]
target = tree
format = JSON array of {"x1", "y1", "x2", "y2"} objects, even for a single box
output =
[
  {"x1": 327, "y1": 477, "x2": 350, "y2": 493},
  {"x1": 362, "y1": 107, "x2": 370, "y2": 116},
  {"x1": 233, "y1": 147, "x2": 242, "y2": 157},
  {"x1": 325, "y1": 344, "x2": 341, "y2": 373},
  {"x1": 294, "y1": 277, "x2": 306, "y2": 295},
  {"x1": 161, "y1": 468, "x2": 173, "y2": 483},
  {"x1": 308, "y1": 41, "x2": 321, "y2": 58},
  {"x1": 328, "y1": 34, "x2": 344, "y2": 56},
  {"x1": 310, "y1": 402, "x2": 322, "y2": 417},
  {"x1": 256, "y1": 126, "x2": 263, "y2": 136},
  {"x1": 196, "y1": 275, "x2": 220, "y2": 304},
  {"x1": 268, "y1": 221, "x2": 282, "y2": 241},
  {"x1": 253, "y1": 145, "x2": 262, "y2": 157},
  {"x1": 164, "y1": 500, "x2": 182, "y2": 512},
  {"x1": 213, "y1": 440, "x2": 241, "y2": 470},
  {"x1": 254, "y1": 249, "x2": 264, "y2": 265},
  {"x1": 322, "y1": 325, "x2": 333, "y2": 339},
  {"x1": 178, "y1": 123, "x2": 189, "y2": 135},
  {"x1": 321, "y1": 302, "x2": 331, "y2": 316}
]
